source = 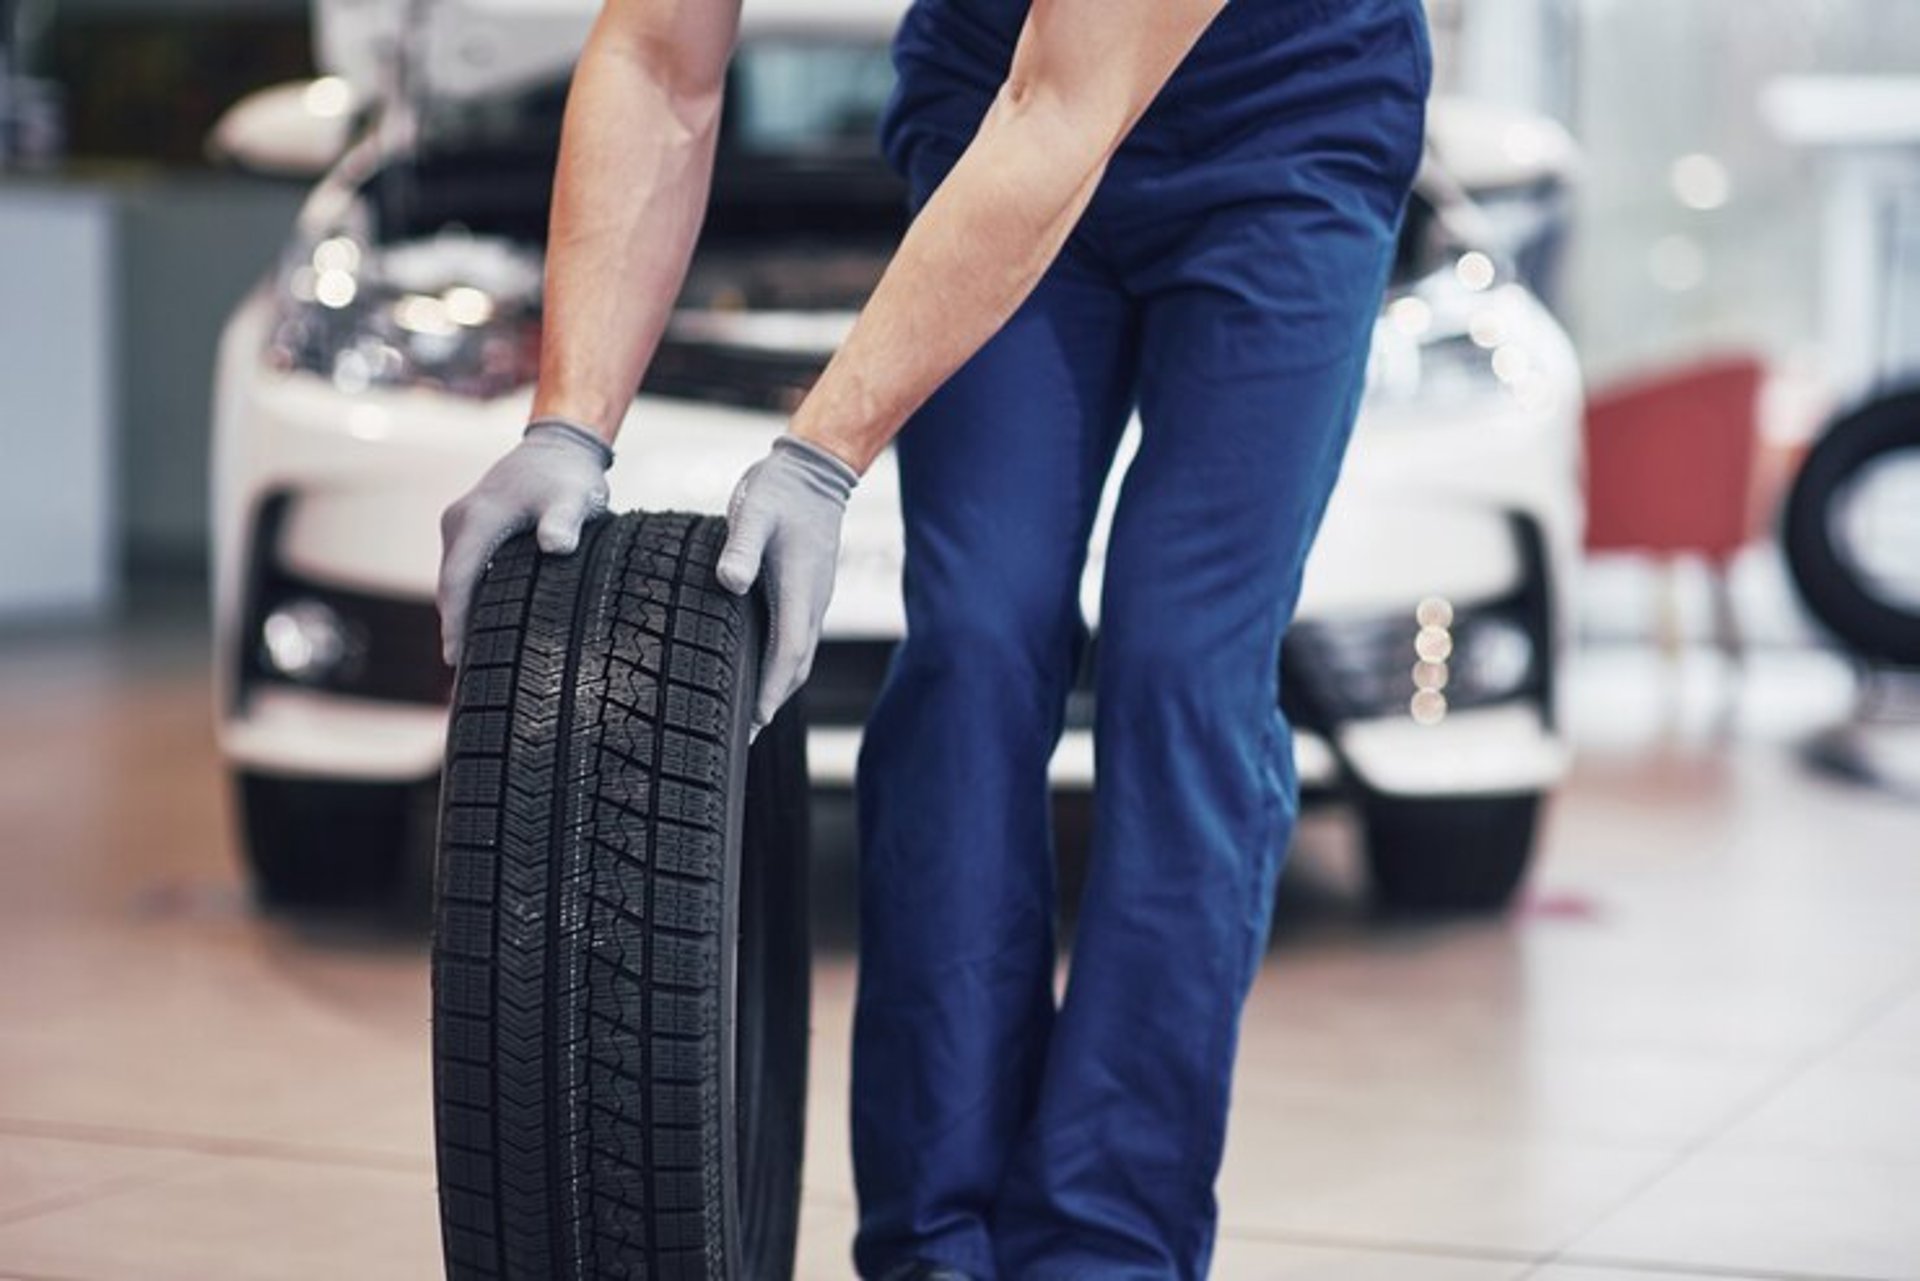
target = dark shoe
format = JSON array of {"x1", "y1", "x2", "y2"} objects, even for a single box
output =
[{"x1": 879, "y1": 1262, "x2": 980, "y2": 1281}]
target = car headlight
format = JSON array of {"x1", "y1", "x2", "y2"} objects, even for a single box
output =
[{"x1": 265, "y1": 227, "x2": 543, "y2": 399}]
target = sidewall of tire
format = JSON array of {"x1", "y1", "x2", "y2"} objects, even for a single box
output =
[
  {"x1": 235, "y1": 771, "x2": 426, "y2": 907},
  {"x1": 1783, "y1": 388, "x2": 1920, "y2": 667},
  {"x1": 736, "y1": 694, "x2": 811, "y2": 1279},
  {"x1": 1361, "y1": 791, "x2": 1542, "y2": 915}
]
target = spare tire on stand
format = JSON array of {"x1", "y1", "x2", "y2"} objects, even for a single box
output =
[
  {"x1": 431, "y1": 510, "x2": 811, "y2": 1280},
  {"x1": 1783, "y1": 387, "x2": 1920, "y2": 667}
]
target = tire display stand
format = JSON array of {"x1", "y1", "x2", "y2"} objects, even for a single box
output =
[
  {"x1": 1782, "y1": 389, "x2": 1920, "y2": 799},
  {"x1": 1782, "y1": 387, "x2": 1920, "y2": 671},
  {"x1": 430, "y1": 511, "x2": 811, "y2": 1280}
]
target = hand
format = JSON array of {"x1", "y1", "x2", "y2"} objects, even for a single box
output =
[
  {"x1": 437, "y1": 419, "x2": 613, "y2": 667},
  {"x1": 715, "y1": 434, "x2": 860, "y2": 739}
]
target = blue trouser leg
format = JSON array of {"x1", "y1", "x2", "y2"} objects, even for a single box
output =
[
  {"x1": 989, "y1": 324, "x2": 1378, "y2": 1281},
  {"x1": 984, "y1": 9, "x2": 1423, "y2": 1271},
  {"x1": 861, "y1": 2, "x2": 1430, "y2": 1276},
  {"x1": 850, "y1": 217, "x2": 1139, "y2": 1280}
]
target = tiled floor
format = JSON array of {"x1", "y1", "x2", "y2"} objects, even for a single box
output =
[{"x1": 1, "y1": 611, "x2": 1918, "y2": 1281}]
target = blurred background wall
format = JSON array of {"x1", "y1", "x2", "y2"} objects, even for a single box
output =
[
  {"x1": 1427, "y1": 0, "x2": 1920, "y2": 385},
  {"x1": 2, "y1": 0, "x2": 310, "y2": 614}
]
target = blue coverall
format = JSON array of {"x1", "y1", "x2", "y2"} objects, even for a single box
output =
[{"x1": 850, "y1": 1, "x2": 1432, "y2": 1276}]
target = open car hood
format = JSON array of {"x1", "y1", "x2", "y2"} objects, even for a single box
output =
[{"x1": 316, "y1": 0, "x2": 908, "y2": 102}]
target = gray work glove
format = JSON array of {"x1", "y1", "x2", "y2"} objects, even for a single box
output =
[
  {"x1": 715, "y1": 434, "x2": 860, "y2": 740},
  {"x1": 437, "y1": 418, "x2": 612, "y2": 667}
]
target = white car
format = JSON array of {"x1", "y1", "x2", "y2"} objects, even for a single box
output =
[{"x1": 210, "y1": 0, "x2": 1582, "y2": 912}]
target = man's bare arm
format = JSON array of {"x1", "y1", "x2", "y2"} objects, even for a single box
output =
[
  {"x1": 528, "y1": 0, "x2": 743, "y2": 442},
  {"x1": 435, "y1": 0, "x2": 740, "y2": 664},
  {"x1": 788, "y1": 0, "x2": 1228, "y2": 473}
]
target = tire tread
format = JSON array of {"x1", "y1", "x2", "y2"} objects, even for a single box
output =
[{"x1": 433, "y1": 512, "x2": 753, "y2": 1280}]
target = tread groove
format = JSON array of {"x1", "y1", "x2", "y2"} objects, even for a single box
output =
[{"x1": 643, "y1": 516, "x2": 698, "y2": 1278}]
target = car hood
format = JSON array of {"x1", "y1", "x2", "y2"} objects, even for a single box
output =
[{"x1": 316, "y1": 0, "x2": 909, "y2": 102}]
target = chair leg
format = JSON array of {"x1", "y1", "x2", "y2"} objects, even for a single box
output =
[
  {"x1": 1710, "y1": 562, "x2": 1744, "y2": 669},
  {"x1": 1708, "y1": 561, "x2": 1745, "y2": 734},
  {"x1": 1656, "y1": 559, "x2": 1686, "y2": 660}
]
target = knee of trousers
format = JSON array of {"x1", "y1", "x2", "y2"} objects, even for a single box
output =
[
  {"x1": 1092, "y1": 623, "x2": 1279, "y2": 737},
  {"x1": 887, "y1": 596, "x2": 1085, "y2": 726}
]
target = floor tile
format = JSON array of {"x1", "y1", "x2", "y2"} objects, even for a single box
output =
[
  {"x1": 1209, "y1": 1236, "x2": 1525, "y2": 1279},
  {"x1": 1216, "y1": 1104, "x2": 1674, "y2": 1257},
  {"x1": 1523, "y1": 1268, "x2": 1738, "y2": 1280},
  {"x1": 0, "y1": 1152, "x2": 440, "y2": 1281},
  {"x1": 1231, "y1": 965, "x2": 1785, "y2": 1151},
  {"x1": 0, "y1": 1132, "x2": 187, "y2": 1224},
  {"x1": 802, "y1": 959, "x2": 857, "y2": 1204},
  {"x1": 1826, "y1": 987, "x2": 1920, "y2": 1077},
  {"x1": 1709, "y1": 1055, "x2": 1920, "y2": 1166},
  {"x1": 290, "y1": 1074, "x2": 436, "y2": 1166},
  {"x1": 796, "y1": 1196, "x2": 859, "y2": 1280},
  {"x1": 1562, "y1": 1144, "x2": 1920, "y2": 1280},
  {"x1": 0, "y1": 918, "x2": 429, "y2": 1154}
]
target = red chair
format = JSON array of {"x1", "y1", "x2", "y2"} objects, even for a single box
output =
[{"x1": 1582, "y1": 354, "x2": 1767, "y2": 658}]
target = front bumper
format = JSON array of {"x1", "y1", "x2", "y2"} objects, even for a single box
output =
[
  {"x1": 218, "y1": 669, "x2": 1563, "y2": 797},
  {"x1": 214, "y1": 289, "x2": 1579, "y2": 801},
  {"x1": 224, "y1": 686, "x2": 450, "y2": 780}
]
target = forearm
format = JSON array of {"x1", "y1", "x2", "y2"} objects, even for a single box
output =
[
  {"x1": 788, "y1": 87, "x2": 1111, "y2": 473},
  {"x1": 789, "y1": 0, "x2": 1225, "y2": 474},
  {"x1": 529, "y1": 7, "x2": 737, "y2": 443}
]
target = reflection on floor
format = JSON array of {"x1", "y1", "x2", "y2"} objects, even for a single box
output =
[{"x1": 1, "y1": 609, "x2": 1917, "y2": 1281}]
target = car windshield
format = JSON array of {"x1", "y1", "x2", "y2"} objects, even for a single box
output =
[
  {"x1": 724, "y1": 38, "x2": 896, "y2": 159},
  {"x1": 407, "y1": 35, "x2": 894, "y2": 164},
  {"x1": 367, "y1": 34, "x2": 904, "y2": 245}
]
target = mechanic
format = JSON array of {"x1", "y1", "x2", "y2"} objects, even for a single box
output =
[{"x1": 437, "y1": 0, "x2": 1430, "y2": 1276}]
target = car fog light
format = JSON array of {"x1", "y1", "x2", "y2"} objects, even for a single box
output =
[
  {"x1": 1456, "y1": 617, "x2": 1534, "y2": 700},
  {"x1": 261, "y1": 598, "x2": 350, "y2": 683},
  {"x1": 1415, "y1": 596, "x2": 1454, "y2": 629},
  {"x1": 1414, "y1": 625, "x2": 1453, "y2": 663}
]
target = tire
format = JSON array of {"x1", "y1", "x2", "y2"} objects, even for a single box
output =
[
  {"x1": 431, "y1": 510, "x2": 810, "y2": 1281},
  {"x1": 1783, "y1": 388, "x2": 1920, "y2": 667},
  {"x1": 233, "y1": 771, "x2": 426, "y2": 908},
  {"x1": 1361, "y1": 792, "x2": 1542, "y2": 915}
]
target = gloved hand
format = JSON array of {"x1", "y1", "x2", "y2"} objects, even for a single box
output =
[
  {"x1": 715, "y1": 434, "x2": 860, "y2": 740},
  {"x1": 437, "y1": 418, "x2": 613, "y2": 667}
]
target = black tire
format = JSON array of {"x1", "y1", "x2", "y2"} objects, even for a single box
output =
[
  {"x1": 1361, "y1": 792, "x2": 1542, "y2": 915},
  {"x1": 431, "y1": 510, "x2": 810, "y2": 1281},
  {"x1": 233, "y1": 771, "x2": 426, "y2": 907},
  {"x1": 1783, "y1": 387, "x2": 1920, "y2": 667}
]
